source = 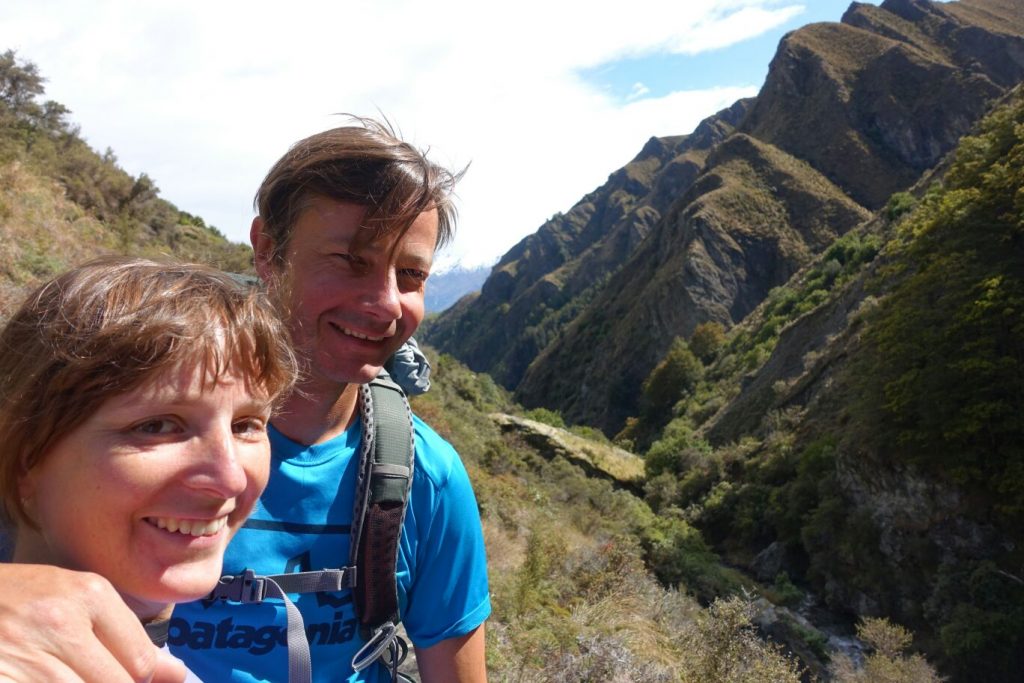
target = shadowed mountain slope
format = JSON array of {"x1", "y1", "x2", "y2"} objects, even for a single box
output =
[
  {"x1": 517, "y1": 134, "x2": 871, "y2": 431},
  {"x1": 423, "y1": 99, "x2": 752, "y2": 388}
]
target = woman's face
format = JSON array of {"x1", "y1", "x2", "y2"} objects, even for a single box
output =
[{"x1": 15, "y1": 361, "x2": 273, "y2": 620}]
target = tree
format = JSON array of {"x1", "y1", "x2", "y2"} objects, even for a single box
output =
[
  {"x1": 642, "y1": 337, "x2": 703, "y2": 422},
  {"x1": 690, "y1": 321, "x2": 727, "y2": 364},
  {"x1": 0, "y1": 50, "x2": 45, "y2": 116}
]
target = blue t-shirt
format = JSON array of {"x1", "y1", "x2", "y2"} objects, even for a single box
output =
[{"x1": 169, "y1": 416, "x2": 491, "y2": 682}]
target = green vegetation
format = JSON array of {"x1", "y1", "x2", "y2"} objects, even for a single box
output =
[
  {"x1": 0, "y1": 50, "x2": 252, "y2": 308},
  {"x1": 847, "y1": 89, "x2": 1024, "y2": 680},
  {"x1": 721, "y1": 228, "x2": 881, "y2": 378},
  {"x1": 619, "y1": 88, "x2": 1024, "y2": 682},
  {"x1": 521, "y1": 407, "x2": 566, "y2": 428},
  {"x1": 412, "y1": 352, "x2": 831, "y2": 680},
  {"x1": 642, "y1": 338, "x2": 704, "y2": 423},
  {"x1": 831, "y1": 618, "x2": 942, "y2": 683},
  {"x1": 690, "y1": 321, "x2": 727, "y2": 364},
  {"x1": 677, "y1": 596, "x2": 805, "y2": 683},
  {"x1": 855, "y1": 93, "x2": 1024, "y2": 519}
]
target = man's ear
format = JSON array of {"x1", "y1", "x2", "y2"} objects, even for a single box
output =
[
  {"x1": 251, "y1": 217, "x2": 276, "y2": 283},
  {"x1": 16, "y1": 468, "x2": 37, "y2": 519}
]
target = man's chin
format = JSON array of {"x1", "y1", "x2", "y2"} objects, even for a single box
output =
[{"x1": 316, "y1": 362, "x2": 385, "y2": 387}]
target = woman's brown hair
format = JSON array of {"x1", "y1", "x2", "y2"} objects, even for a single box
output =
[{"x1": 0, "y1": 256, "x2": 298, "y2": 526}]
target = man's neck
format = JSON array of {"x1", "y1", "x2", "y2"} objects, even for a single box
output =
[{"x1": 271, "y1": 380, "x2": 361, "y2": 446}]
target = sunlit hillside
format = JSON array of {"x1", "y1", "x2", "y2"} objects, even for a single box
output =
[{"x1": 0, "y1": 50, "x2": 253, "y2": 317}]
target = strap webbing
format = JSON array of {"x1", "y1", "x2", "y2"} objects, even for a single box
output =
[
  {"x1": 207, "y1": 568, "x2": 358, "y2": 683},
  {"x1": 207, "y1": 373, "x2": 415, "y2": 683}
]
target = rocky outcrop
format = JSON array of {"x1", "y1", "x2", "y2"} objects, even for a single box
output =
[{"x1": 490, "y1": 413, "x2": 644, "y2": 491}]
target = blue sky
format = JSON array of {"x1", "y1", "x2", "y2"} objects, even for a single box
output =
[
  {"x1": 581, "y1": 1, "x2": 874, "y2": 101},
  {"x1": 0, "y1": 0, "x2": 887, "y2": 271}
]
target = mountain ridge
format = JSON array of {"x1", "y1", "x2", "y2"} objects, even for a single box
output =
[{"x1": 425, "y1": 0, "x2": 1024, "y2": 435}]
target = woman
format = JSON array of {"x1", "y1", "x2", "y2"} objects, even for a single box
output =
[{"x1": 0, "y1": 257, "x2": 297, "y2": 680}]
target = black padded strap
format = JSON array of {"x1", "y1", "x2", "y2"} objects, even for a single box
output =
[{"x1": 351, "y1": 373, "x2": 415, "y2": 652}]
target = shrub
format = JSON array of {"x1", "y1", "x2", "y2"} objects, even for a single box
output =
[
  {"x1": 884, "y1": 191, "x2": 916, "y2": 221},
  {"x1": 678, "y1": 596, "x2": 805, "y2": 683},
  {"x1": 642, "y1": 338, "x2": 704, "y2": 423},
  {"x1": 523, "y1": 406, "x2": 566, "y2": 428},
  {"x1": 831, "y1": 617, "x2": 941, "y2": 683},
  {"x1": 690, "y1": 321, "x2": 727, "y2": 364}
]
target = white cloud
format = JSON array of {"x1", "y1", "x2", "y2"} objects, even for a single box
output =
[
  {"x1": 0, "y1": 0, "x2": 797, "y2": 269},
  {"x1": 626, "y1": 82, "x2": 652, "y2": 102}
]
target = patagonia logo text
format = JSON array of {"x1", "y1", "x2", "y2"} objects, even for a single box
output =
[{"x1": 169, "y1": 612, "x2": 357, "y2": 655}]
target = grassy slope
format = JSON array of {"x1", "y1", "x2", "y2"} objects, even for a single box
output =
[
  {"x1": 411, "y1": 353, "x2": 821, "y2": 681},
  {"x1": 0, "y1": 51, "x2": 253, "y2": 318}
]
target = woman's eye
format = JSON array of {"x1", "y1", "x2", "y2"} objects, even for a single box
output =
[
  {"x1": 233, "y1": 418, "x2": 267, "y2": 437},
  {"x1": 131, "y1": 418, "x2": 180, "y2": 435}
]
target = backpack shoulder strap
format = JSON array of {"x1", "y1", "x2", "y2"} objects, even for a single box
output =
[
  {"x1": 350, "y1": 372, "x2": 416, "y2": 637},
  {"x1": 348, "y1": 372, "x2": 416, "y2": 680},
  {"x1": 207, "y1": 372, "x2": 416, "y2": 683}
]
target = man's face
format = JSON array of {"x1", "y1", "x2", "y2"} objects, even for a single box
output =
[{"x1": 254, "y1": 196, "x2": 437, "y2": 388}]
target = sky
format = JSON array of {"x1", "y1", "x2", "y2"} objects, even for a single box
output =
[{"x1": 0, "y1": 0, "x2": 882, "y2": 272}]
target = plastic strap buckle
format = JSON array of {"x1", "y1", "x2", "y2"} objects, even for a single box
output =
[
  {"x1": 351, "y1": 622, "x2": 398, "y2": 672},
  {"x1": 209, "y1": 569, "x2": 267, "y2": 604}
]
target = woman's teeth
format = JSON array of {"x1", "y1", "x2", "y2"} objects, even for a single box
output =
[{"x1": 149, "y1": 516, "x2": 227, "y2": 537}]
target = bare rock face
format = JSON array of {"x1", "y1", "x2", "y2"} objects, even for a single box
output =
[
  {"x1": 516, "y1": 135, "x2": 870, "y2": 433},
  {"x1": 423, "y1": 100, "x2": 752, "y2": 389}
]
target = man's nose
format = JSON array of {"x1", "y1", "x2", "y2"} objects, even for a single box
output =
[{"x1": 362, "y1": 267, "x2": 402, "y2": 321}]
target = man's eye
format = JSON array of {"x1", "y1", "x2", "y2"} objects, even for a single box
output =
[
  {"x1": 334, "y1": 253, "x2": 369, "y2": 272},
  {"x1": 400, "y1": 268, "x2": 428, "y2": 283},
  {"x1": 131, "y1": 418, "x2": 180, "y2": 435}
]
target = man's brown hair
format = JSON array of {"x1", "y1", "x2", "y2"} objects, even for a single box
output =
[
  {"x1": 254, "y1": 116, "x2": 463, "y2": 263},
  {"x1": 0, "y1": 256, "x2": 298, "y2": 526}
]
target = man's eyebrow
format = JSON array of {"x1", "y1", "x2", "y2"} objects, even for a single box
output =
[{"x1": 400, "y1": 252, "x2": 434, "y2": 269}]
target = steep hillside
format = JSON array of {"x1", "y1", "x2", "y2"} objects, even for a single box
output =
[
  {"x1": 0, "y1": 51, "x2": 253, "y2": 316},
  {"x1": 426, "y1": 0, "x2": 1024, "y2": 436},
  {"x1": 743, "y1": 0, "x2": 1021, "y2": 209},
  {"x1": 423, "y1": 99, "x2": 752, "y2": 388},
  {"x1": 517, "y1": 134, "x2": 871, "y2": 432},
  {"x1": 651, "y1": 86, "x2": 1024, "y2": 682}
]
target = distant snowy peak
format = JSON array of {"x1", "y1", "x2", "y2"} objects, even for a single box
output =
[{"x1": 425, "y1": 264, "x2": 491, "y2": 313}]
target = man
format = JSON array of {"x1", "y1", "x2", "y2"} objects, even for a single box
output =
[{"x1": 0, "y1": 119, "x2": 490, "y2": 683}]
